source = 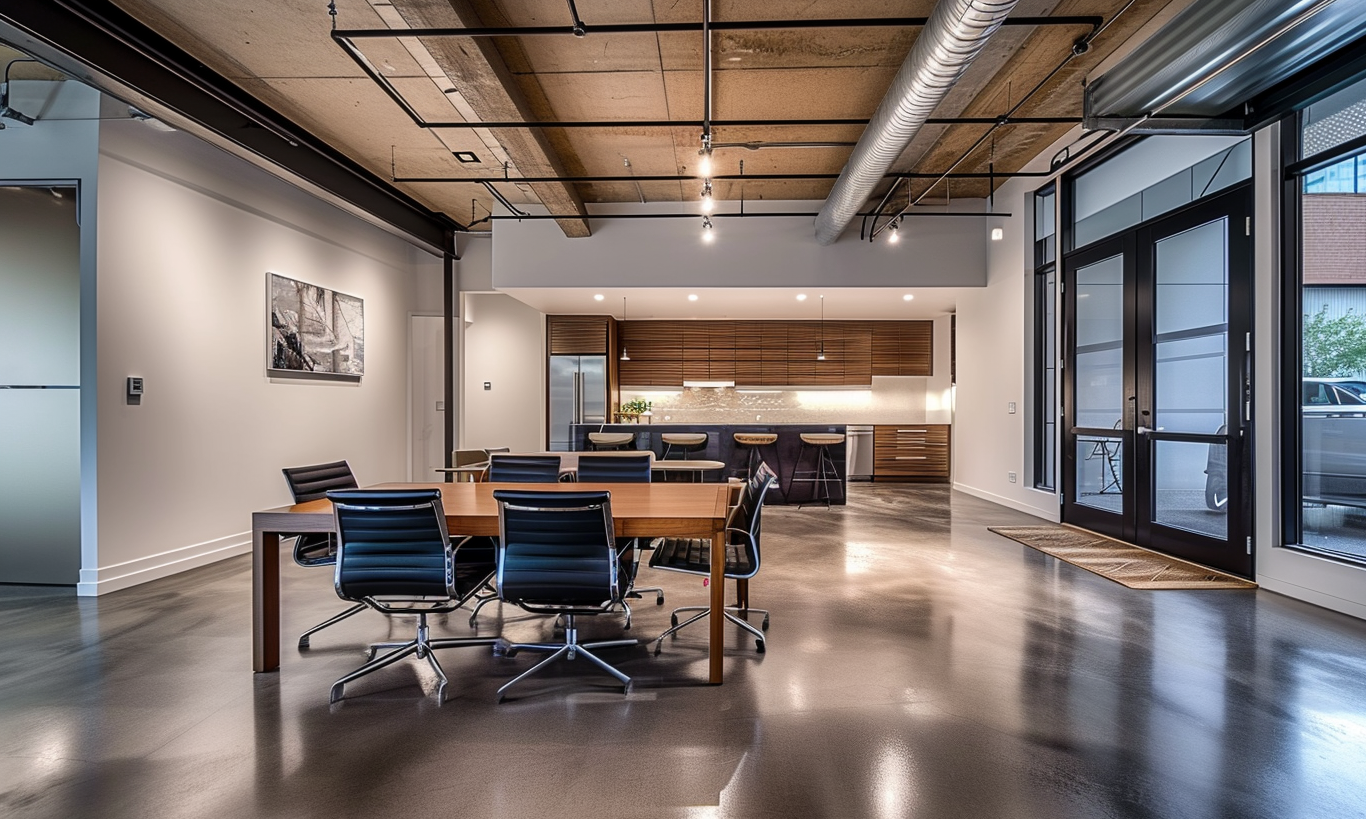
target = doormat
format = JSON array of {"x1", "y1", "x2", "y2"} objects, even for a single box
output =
[{"x1": 988, "y1": 525, "x2": 1257, "y2": 590}]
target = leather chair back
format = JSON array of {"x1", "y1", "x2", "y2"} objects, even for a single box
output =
[
  {"x1": 493, "y1": 490, "x2": 618, "y2": 608},
  {"x1": 282, "y1": 460, "x2": 357, "y2": 503},
  {"x1": 576, "y1": 454, "x2": 652, "y2": 483},
  {"x1": 488, "y1": 455, "x2": 562, "y2": 483},
  {"x1": 728, "y1": 463, "x2": 777, "y2": 578},
  {"x1": 328, "y1": 489, "x2": 452, "y2": 600}
]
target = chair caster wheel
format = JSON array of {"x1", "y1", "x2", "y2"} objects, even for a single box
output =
[
  {"x1": 652, "y1": 642, "x2": 662, "y2": 656},
  {"x1": 623, "y1": 682, "x2": 633, "y2": 696},
  {"x1": 656, "y1": 596, "x2": 665, "y2": 606},
  {"x1": 623, "y1": 621, "x2": 631, "y2": 631},
  {"x1": 670, "y1": 615, "x2": 678, "y2": 627},
  {"x1": 298, "y1": 636, "x2": 310, "y2": 649},
  {"x1": 329, "y1": 684, "x2": 344, "y2": 703},
  {"x1": 762, "y1": 617, "x2": 770, "y2": 631},
  {"x1": 755, "y1": 640, "x2": 765, "y2": 653}
]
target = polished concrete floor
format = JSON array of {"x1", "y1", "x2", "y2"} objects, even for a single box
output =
[{"x1": 4, "y1": 485, "x2": 1366, "y2": 818}]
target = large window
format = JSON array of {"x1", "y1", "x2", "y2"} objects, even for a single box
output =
[
  {"x1": 1288, "y1": 75, "x2": 1366, "y2": 563},
  {"x1": 1034, "y1": 186, "x2": 1057, "y2": 491}
]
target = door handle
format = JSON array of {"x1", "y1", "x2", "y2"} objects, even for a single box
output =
[{"x1": 1136, "y1": 426, "x2": 1164, "y2": 435}]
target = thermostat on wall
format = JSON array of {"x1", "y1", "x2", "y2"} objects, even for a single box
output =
[{"x1": 127, "y1": 377, "x2": 144, "y2": 397}]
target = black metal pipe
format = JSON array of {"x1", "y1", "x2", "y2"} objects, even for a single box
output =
[
  {"x1": 396, "y1": 170, "x2": 1052, "y2": 183},
  {"x1": 703, "y1": 0, "x2": 712, "y2": 140},
  {"x1": 480, "y1": 181, "x2": 529, "y2": 217},
  {"x1": 484, "y1": 210, "x2": 1010, "y2": 220},
  {"x1": 415, "y1": 116, "x2": 1081, "y2": 128},
  {"x1": 331, "y1": 17, "x2": 1101, "y2": 39}
]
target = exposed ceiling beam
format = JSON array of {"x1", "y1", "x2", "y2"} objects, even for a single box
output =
[
  {"x1": 387, "y1": 0, "x2": 590, "y2": 238},
  {"x1": 394, "y1": 171, "x2": 1053, "y2": 183},
  {"x1": 0, "y1": 0, "x2": 460, "y2": 249},
  {"x1": 402, "y1": 117, "x2": 1083, "y2": 129}
]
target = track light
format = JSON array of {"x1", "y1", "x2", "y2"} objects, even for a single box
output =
[
  {"x1": 887, "y1": 219, "x2": 901, "y2": 244},
  {"x1": 702, "y1": 215, "x2": 714, "y2": 243},
  {"x1": 697, "y1": 151, "x2": 712, "y2": 177},
  {"x1": 700, "y1": 180, "x2": 714, "y2": 213}
]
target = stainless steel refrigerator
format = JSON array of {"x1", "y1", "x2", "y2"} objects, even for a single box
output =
[{"x1": 549, "y1": 355, "x2": 607, "y2": 451}]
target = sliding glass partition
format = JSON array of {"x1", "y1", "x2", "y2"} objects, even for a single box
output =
[{"x1": 1034, "y1": 185, "x2": 1057, "y2": 491}]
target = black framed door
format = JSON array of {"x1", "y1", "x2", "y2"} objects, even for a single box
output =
[{"x1": 1063, "y1": 186, "x2": 1253, "y2": 577}]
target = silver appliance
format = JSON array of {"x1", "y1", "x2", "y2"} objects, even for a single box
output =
[
  {"x1": 549, "y1": 355, "x2": 607, "y2": 451},
  {"x1": 847, "y1": 425, "x2": 874, "y2": 481}
]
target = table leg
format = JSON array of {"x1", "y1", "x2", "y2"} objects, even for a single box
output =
[
  {"x1": 253, "y1": 529, "x2": 280, "y2": 673},
  {"x1": 709, "y1": 523, "x2": 725, "y2": 684}
]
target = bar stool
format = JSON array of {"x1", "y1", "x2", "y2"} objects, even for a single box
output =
[
  {"x1": 661, "y1": 433, "x2": 708, "y2": 461},
  {"x1": 588, "y1": 432, "x2": 636, "y2": 451},
  {"x1": 791, "y1": 433, "x2": 845, "y2": 508},
  {"x1": 732, "y1": 432, "x2": 778, "y2": 482}
]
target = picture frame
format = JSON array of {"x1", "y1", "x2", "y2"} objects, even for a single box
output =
[{"x1": 268, "y1": 272, "x2": 364, "y2": 378}]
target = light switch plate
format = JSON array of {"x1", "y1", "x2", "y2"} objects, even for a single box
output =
[
  {"x1": 1007, "y1": 401, "x2": 1017, "y2": 414},
  {"x1": 483, "y1": 381, "x2": 491, "y2": 391}
]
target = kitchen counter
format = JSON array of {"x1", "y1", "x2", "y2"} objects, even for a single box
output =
[{"x1": 568, "y1": 423, "x2": 847, "y2": 505}]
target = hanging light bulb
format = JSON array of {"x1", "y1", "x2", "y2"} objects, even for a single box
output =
[
  {"x1": 887, "y1": 218, "x2": 901, "y2": 244},
  {"x1": 700, "y1": 180, "x2": 714, "y2": 213},
  {"x1": 697, "y1": 151, "x2": 713, "y2": 177},
  {"x1": 817, "y1": 295, "x2": 826, "y2": 361},
  {"x1": 619, "y1": 297, "x2": 630, "y2": 361},
  {"x1": 701, "y1": 215, "x2": 715, "y2": 243}
]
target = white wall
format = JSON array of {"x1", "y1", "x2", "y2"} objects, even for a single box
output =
[
  {"x1": 492, "y1": 200, "x2": 988, "y2": 290},
  {"x1": 953, "y1": 170, "x2": 1059, "y2": 519},
  {"x1": 460, "y1": 293, "x2": 544, "y2": 452},
  {"x1": 87, "y1": 118, "x2": 430, "y2": 594}
]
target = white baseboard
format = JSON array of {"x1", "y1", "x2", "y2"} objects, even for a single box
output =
[
  {"x1": 953, "y1": 482, "x2": 1059, "y2": 521},
  {"x1": 1256, "y1": 574, "x2": 1366, "y2": 622},
  {"x1": 77, "y1": 531, "x2": 251, "y2": 596}
]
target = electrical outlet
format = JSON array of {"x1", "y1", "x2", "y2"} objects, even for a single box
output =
[
  {"x1": 1007, "y1": 401, "x2": 1017, "y2": 414},
  {"x1": 1008, "y1": 471, "x2": 1017, "y2": 483}
]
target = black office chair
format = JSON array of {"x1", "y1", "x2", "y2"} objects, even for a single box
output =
[
  {"x1": 491, "y1": 490, "x2": 637, "y2": 701},
  {"x1": 649, "y1": 462, "x2": 776, "y2": 654},
  {"x1": 576, "y1": 454, "x2": 665, "y2": 618},
  {"x1": 487, "y1": 454, "x2": 562, "y2": 483},
  {"x1": 326, "y1": 489, "x2": 497, "y2": 703},
  {"x1": 281, "y1": 461, "x2": 364, "y2": 648}
]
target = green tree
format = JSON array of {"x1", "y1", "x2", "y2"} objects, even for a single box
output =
[{"x1": 1303, "y1": 305, "x2": 1366, "y2": 377}]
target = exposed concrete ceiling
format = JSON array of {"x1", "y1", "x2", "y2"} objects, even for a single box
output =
[{"x1": 103, "y1": 0, "x2": 1178, "y2": 237}]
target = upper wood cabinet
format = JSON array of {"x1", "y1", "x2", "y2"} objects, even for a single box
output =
[
  {"x1": 547, "y1": 315, "x2": 611, "y2": 355},
  {"x1": 609, "y1": 319, "x2": 932, "y2": 386}
]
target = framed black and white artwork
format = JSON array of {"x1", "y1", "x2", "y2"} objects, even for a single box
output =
[{"x1": 268, "y1": 273, "x2": 364, "y2": 377}]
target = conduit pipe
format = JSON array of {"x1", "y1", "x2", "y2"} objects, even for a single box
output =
[{"x1": 813, "y1": 0, "x2": 1020, "y2": 245}]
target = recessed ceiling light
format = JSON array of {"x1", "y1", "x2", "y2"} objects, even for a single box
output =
[
  {"x1": 796, "y1": 294, "x2": 808, "y2": 301},
  {"x1": 453, "y1": 151, "x2": 480, "y2": 163},
  {"x1": 903, "y1": 294, "x2": 914, "y2": 301},
  {"x1": 688, "y1": 294, "x2": 699, "y2": 302},
  {"x1": 594, "y1": 294, "x2": 605, "y2": 301}
]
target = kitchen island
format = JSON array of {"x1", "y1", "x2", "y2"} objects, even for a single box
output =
[{"x1": 568, "y1": 423, "x2": 846, "y2": 505}]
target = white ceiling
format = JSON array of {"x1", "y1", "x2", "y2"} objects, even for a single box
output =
[{"x1": 495, "y1": 285, "x2": 960, "y2": 319}]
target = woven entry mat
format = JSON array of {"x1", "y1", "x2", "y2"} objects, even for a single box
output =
[{"x1": 988, "y1": 525, "x2": 1257, "y2": 590}]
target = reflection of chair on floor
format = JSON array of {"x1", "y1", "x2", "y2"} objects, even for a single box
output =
[{"x1": 1082, "y1": 425, "x2": 1122, "y2": 496}]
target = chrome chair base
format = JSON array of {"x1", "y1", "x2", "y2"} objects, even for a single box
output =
[
  {"x1": 297, "y1": 601, "x2": 368, "y2": 648},
  {"x1": 493, "y1": 617, "x2": 636, "y2": 702},
  {"x1": 330, "y1": 612, "x2": 496, "y2": 704},
  {"x1": 653, "y1": 604, "x2": 770, "y2": 654}
]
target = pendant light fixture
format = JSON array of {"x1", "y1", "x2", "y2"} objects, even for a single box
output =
[
  {"x1": 619, "y1": 297, "x2": 630, "y2": 361},
  {"x1": 701, "y1": 215, "x2": 715, "y2": 243},
  {"x1": 817, "y1": 295, "x2": 826, "y2": 361},
  {"x1": 887, "y1": 218, "x2": 901, "y2": 244}
]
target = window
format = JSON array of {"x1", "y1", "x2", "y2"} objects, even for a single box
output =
[
  {"x1": 1287, "y1": 73, "x2": 1366, "y2": 564},
  {"x1": 1034, "y1": 185, "x2": 1057, "y2": 491}
]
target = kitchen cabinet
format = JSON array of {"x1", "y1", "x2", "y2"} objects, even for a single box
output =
[{"x1": 874, "y1": 424, "x2": 950, "y2": 481}]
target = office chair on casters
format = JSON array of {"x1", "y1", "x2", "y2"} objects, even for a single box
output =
[
  {"x1": 491, "y1": 490, "x2": 637, "y2": 702},
  {"x1": 281, "y1": 461, "x2": 364, "y2": 648},
  {"x1": 326, "y1": 489, "x2": 497, "y2": 704},
  {"x1": 649, "y1": 462, "x2": 776, "y2": 654},
  {"x1": 576, "y1": 454, "x2": 665, "y2": 621}
]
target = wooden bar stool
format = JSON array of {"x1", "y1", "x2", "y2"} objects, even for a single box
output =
[
  {"x1": 732, "y1": 432, "x2": 778, "y2": 482},
  {"x1": 660, "y1": 432, "x2": 708, "y2": 461},
  {"x1": 588, "y1": 432, "x2": 636, "y2": 451}
]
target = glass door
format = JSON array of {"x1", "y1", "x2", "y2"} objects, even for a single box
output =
[
  {"x1": 1134, "y1": 192, "x2": 1252, "y2": 575},
  {"x1": 1063, "y1": 186, "x2": 1252, "y2": 577}
]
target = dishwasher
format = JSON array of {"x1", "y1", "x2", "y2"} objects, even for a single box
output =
[{"x1": 846, "y1": 425, "x2": 874, "y2": 481}]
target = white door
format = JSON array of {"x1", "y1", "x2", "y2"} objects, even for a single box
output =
[{"x1": 410, "y1": 316, "x2": 446, "y2": 481}]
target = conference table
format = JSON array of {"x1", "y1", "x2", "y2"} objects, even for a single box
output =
[{"x1": 251, "y1": 480, "x2": 735, "y2": 684}]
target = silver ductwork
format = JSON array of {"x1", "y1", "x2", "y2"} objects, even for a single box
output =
[{"x1": 813, "y1": 0, "x2": 1020, "y2": 246}]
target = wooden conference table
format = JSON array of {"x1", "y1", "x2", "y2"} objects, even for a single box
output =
[{"x1": 251, "y1": 480, "x2": 735, "y2": 684}]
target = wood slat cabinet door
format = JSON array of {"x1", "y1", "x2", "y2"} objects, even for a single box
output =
[
  {"x1": 548, "y1": 315, "x2": 610, "y2": 355},
  {"x1": 874, "y1": 424, "x2": 950, "y2": 480}
]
